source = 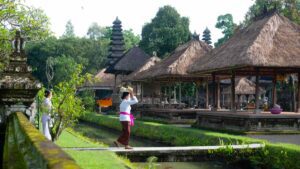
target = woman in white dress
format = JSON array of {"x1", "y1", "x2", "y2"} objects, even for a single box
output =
[
  {"x1": 114, "y1": 89, "x2": 138, "y2": 149},
  {"x1": 42, "y1": 90, "x2": 52, "y2": 140}
]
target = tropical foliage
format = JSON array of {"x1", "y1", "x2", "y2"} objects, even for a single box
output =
[
  {"x1": 0, "y1": 0, "x2": 50, "y2": 70},
  {"x1": 139, "y1": 5, "x2": 191, "y2": 58}
]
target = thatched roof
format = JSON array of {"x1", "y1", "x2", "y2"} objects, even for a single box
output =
[
  {"x1": 82, "y1": 68, "x2": 122, "y2": 90},
  {"x1": 113, "y1": 46, "x2": 151, "y2": 74},
  {"x1": 189, "y1": 13, "x2": 300, "y2": 74},
  {"x1": 124, "y1": 56, "x2": 161, "y2": 82},
  {"x1": 223, "y1": 78, "x2": 265, "y2": 95},
  {"x1": 137, "y1": 39, "x2": 212, "y2": 81}
]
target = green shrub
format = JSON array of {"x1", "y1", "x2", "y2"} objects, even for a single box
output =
[{"x1": 81, "y1": 112, "x2": 300, "y2": 169}]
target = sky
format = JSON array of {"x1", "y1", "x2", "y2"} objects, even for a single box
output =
[{"x1": 26, "y1": 0, "x2": 255, "y2": 43}]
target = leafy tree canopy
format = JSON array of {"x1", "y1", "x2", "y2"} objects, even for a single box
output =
[
  {"x1": 0, "y1": 0, "x2": 50, "y2": 70},
  {"x1": 62, "y1": 20, "x2": 75, "y2": 38},
  {"x1": 214, "y1": 14, "x2": 237, "y2": 47},
  {"x1": 245, "y1": 0, "x2": 300, "y2": 25},
  {"x1": 139, "y1": 5, "x2": 191, "y2": 58}
]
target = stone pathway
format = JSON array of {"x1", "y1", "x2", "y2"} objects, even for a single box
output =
[
  {"x1": 247, "y1": 134, "x2": 300, "y2": 145},
  {"x1": 63, "y1": 144, "x2": 264, "y2": 153}
]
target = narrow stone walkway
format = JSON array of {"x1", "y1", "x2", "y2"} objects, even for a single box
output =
[
  {"x1": 247, "y1": 134, "x2": 300, "y2": 145},
  {"x1": 63, "y1": 144, "x2": 264, "y2": 153}
]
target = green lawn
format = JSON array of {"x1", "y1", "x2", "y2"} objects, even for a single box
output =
[
  {"x1": 56, "y1": 129, "x2": 134, "y2": 169},
  {"x1": 81, "y1": 112, "x2": 300, "y2": 169}
]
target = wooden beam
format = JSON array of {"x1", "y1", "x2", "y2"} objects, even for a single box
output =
[
  {"x1": 217, "y1": 80, "x2": 221, "y2": 109},
  {"x1": 298, "y1": 73, "x2": 300, "y2": 113},
  {"x1": 237, "y1": 95, "x2": 241, "y2": 110},
  {"x1": 195, "y1": 85, "x2": 199, "y2": 108},
  {"x1": 254, "y1": 69, "x2": 260, "y2": 114},
  {"x1": 212, "y1": 73, "x2": 216, "y2": 111},
  {"x1": 231, "y1": 71, "x2": 236, "y2": 112},
  {"x1": 179, "y1": 83, "x2": 182, "y2": 103},
  {"x1": 272, "y1": 75, "x2": 277, "y2": 107},
  {"x1": 206, "y1": 80, "x2": 209, "y2": 109}
]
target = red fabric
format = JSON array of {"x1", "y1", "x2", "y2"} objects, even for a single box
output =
[{"x1": 117, "y1": 121, "x2": 131, "y2": 146}]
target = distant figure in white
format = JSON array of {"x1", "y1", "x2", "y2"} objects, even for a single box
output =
[{"x1": 42, "y1": 90, "x2": 52, "y2": 140}]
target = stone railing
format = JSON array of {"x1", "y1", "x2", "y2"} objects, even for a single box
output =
[{"x1": 2, "y1": 112, "x2": 80, "y2": 169}]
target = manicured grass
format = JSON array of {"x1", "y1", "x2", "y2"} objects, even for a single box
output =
[
  {"x1": 81, "y1": 112, "x2": 300, "y2": 169},
  {"x1": 56, "y1": 129, "x2": 134, "y2": 169},
  {"x1": 65, "y1": 150, "x2": 131, "y2": 169},
  {"x1": 56, "y1": 130, "x2": 102, "y2": 148}
]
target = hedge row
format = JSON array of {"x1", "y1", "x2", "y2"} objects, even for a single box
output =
[{"x1": 81, "y1": 113, "x2": 300, "y2": 169}]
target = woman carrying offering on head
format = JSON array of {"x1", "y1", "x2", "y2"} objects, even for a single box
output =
[
  {"x1": 114, "y1": 88, "x2": 138, "y2": 149},
  {"x1": 42, "y1": 90, "x2": 53, "y2": 141}
]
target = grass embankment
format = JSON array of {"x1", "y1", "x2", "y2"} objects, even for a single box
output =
[
  {"x1": 81, "y1": 112, "x2": 300, "y2": 169},
  {"x1": 56, "y1": 129, "x2": 134, "y2": 169}
]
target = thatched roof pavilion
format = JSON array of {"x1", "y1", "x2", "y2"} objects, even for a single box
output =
[
  {"x1": 137, "y1": 39, "x2": 212, "y2": 82},
  {"x1": 80, "y1": 68, "x2": 122, "y2": 91},
  {"x1": 113, "y1": 46, "x2": 151, "y2": 75},
  {"x1": 189, "y1": 13, "x2": 300, "y2": 76},
  {"x1": 124, "y1": 56, "x2": 161, "y2": 82},
  {"x1": 222, "y1": 78, "x2": 265, "y2": 95},
  {"x1": 188, "y1": 12, "x2": 300, "y2": 113}
]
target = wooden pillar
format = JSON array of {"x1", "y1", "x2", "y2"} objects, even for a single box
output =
[
  {"x1": 195, "y1": 84, "x2": 199, "y2": 108},
  {"x1": 212, "y1": 73, "x2": 216, "y2": 111},
  {"x1": 217, "y1": 80, "x2": 221, "y2": 109},
  {"x1": 237, "y1": 95, "x2": 241, "y2": 110},
  {"x1": 231, "y1": 71, "x2": 236, "y2": 112},
  {"x1": 272, "y1": 75, "x2": 277, "y2": 107},
  {"x1": 174, "y1": 85, "x2": 177, "y2": 103},
  {"x1": 179, "y1": 83, "x2": 182, "y2": 103},
  {"x1": 254, "y1": 69, "x2": 260, "y2": 114},
  {"x1": 206, "y1": 80, "x2": 209, "y2": 109},
  {"x1": 297, "y1": 73, "x2": 300, "y2": 113}
]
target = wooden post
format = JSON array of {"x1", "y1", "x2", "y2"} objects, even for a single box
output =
[
  {"x1": 206, "y1": 80, "x2": 209, "y2": 109},
  {"x1": 231, "y1": 70, "x2": 236, "y2": 112},
  {"x1": 272, "y1": 75, "x2": 277, "y2": 107},
  {"x1": 141, "y1": 83, "x2": 144, "y2": 102},
  {"x1": 179, "y1": 83, "x2": 182, "y2": 103},
  {"x1": 195, "y1": 85, "x2": 199, "y2": 108},
  {"x1": 217, "y1": 80, "x2": 221, "y2": 109},
  {"x1": 237, "y1": 95, "x2": 241, "y2": 110},
  {"x1": 297, "y1": 72, "x2": 300, "y2": 113},
  {"x1": 254, "y1": 69, "x2": 260, "y2": 114},
  {"x1": 212, "y1": 73, "x2": 216, "y2": 111},
  {"x1": 174, "y1": 85, "x2": 177, "y2": 103}
]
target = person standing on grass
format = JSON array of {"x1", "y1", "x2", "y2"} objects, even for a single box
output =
[
  {"x1": 114, "y1": 89, "x2": 138, "y2": 149},
  {"x1": 42, "y1": 89, "x2": 53, "y2": 141}
]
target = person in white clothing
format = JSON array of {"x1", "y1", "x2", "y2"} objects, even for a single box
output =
[
  {"x1": 42, "y1": 90, "x2": 52, "y2": 141},
  {"x1": 114, "y1": 89, "x2": 138, "y2": 149}
]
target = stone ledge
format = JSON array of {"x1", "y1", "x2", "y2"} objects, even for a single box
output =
[{"x1": 3, "y1": 112, "x2": 81, "y2": 169}]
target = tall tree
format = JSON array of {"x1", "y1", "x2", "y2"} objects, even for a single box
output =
[
  {"x1": 139, "y1": 5, "x2": 191, "y2": 58},
  {"x1": 62, "y1": 20, "x2": 75, "y2": 38},
  {"x1": 202, "y1": 27, "x2": 212, "y2": 45},
  {"x1": 87, "y1": 22, "x2": 105, "y2": 40},
  {"x1": 0, "y1": 0, "x2": 50, "y2": 71},
  {"x1": 123, "y1": 29, "x2": 140, "y2": 50},
  {"x1": 214, "y1": 14, "x2": 237, "y2": 47},
  {"x1": 244, "y1": 0, "x2": 300, "y2": 25}
]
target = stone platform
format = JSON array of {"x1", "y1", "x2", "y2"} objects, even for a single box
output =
[
  {"x1": 63, "y1": 144, "x2": 264, "y2": 162},
  {"x1": 195, "y1": 111, "x2": 300, "y2": 133},
  {"x1": 133, "y1": 108, "x2": 206, "y2": 124}
]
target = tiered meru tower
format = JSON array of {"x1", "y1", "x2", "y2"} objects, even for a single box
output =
[{"x1": 105, "y1": 17, "x2": 125, "y2": 74}]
